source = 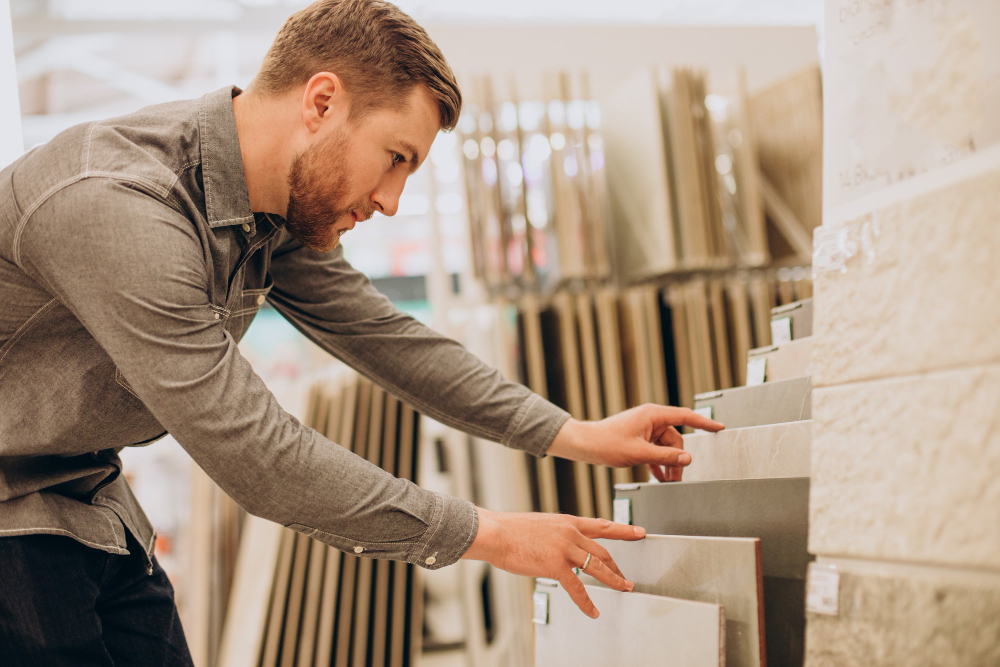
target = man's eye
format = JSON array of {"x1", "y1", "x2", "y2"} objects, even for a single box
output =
[{"x1": 392, "y1": 152, "x2": 405, "y2": 165}]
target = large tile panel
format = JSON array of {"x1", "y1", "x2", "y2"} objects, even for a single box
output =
[
  {"x1": 809, "y1": 363, "x2": 1000, "y2": 569},
  {"x1": 805, "y1": 559, "x2": 1000, "y2": 667},
  {"x1": 812, "y1": 169, "x2": 1000, "y2": 387}
]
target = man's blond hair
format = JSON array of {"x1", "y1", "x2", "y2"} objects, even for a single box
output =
[{"x1": 251, "y1": 0, "x2": 461, "y2": 130}]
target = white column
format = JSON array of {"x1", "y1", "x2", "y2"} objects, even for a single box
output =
[{"x1": 0, "y1": 0, "x2": 23, "y2": 167}]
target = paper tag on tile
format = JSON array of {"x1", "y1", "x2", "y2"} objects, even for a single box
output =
[
  {"x1": 613, "y1": 498, "x2": 632, "y2": 525},
  {"x1": 806, "y1": 568, "x2": 840, "y2": 616},
  {"x1": 532, "y1": 590, "x2": 550, "y2": 624},
  {"x1": 771, "y1": 316, "x2": 792, "y2": 345},
  {"x1": 746, "y1": 356, "x2": 767, "y2": 386}
]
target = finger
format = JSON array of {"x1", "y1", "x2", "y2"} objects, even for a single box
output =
[
  {"x1": 576, "y1": 516, "x2": 646, "y2": 541},
  {"x1": 653, "y1": 424, "x2": 683, "y2": 449},
  {"x1": 645, "y1": 443, "x2": 691, "y2": 467},
  {"x1": 648, "y1": 463, "x2": 667, "y2": 483},
  {"x1": 668, "y1": 463, "x2": 684, "y2": 482},
  {"x1": 558, "y1": 569, "x2": 599, "y2": 618},
  {"x1": 647, "y1": 405, "x2": 724, "y2": 433},
  {"x1": 576, "y1": 545, "x2": 632, "y2": 593},
  {"x1": 576, "y1": 537, "x2": 630, "y2": 585}
]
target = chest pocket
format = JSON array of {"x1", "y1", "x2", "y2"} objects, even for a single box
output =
[{"x1": 228, "y1": 275, "x2": 273, "y2": 342}]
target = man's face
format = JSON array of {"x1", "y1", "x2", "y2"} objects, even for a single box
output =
[{"x1": 285, "y1": 84, "x2": 441, "y2": 252}]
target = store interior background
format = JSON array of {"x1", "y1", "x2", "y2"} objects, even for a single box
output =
[{"x1": 8, "y1": 1, "x2": 823, "y2": 665}]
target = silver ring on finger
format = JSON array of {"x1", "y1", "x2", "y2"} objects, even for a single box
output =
[{"x1": 581, "y1": 552, "x2": 593, "y2": 571}]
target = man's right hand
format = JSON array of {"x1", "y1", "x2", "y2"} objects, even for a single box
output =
[{"x1": 460, "y1": 507, "x2": 644, "y2": 618}]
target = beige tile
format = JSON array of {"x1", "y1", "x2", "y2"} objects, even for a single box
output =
[
  {"x1": 810, "y1": 363, "x2": 1000, "y2": 569},
  {"x1": 682, "y1": 420, "x2": 811, "y2": 482},
  {"x1": 534, "y1": 583, "x2": 724, "y2": 666},
  {"x1": 585, "y1": 536, "x2": 764, "y2": 667},
  {"x1": 813, "y1": 169, "x2": 1000, "y2": 387},
  {"x1": 747, "y1": 337, "x2": 813, "y2": 384}
]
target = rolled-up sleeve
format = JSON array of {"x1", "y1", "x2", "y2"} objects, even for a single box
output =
[
  {"x1": 15, "y1": 178, "x2": 502, "y2": 568},
  {"x1": 265, "y1": 234, "x2": 571, "y2": 458}
]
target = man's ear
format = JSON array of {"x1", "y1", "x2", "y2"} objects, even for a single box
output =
[{"x1": 301, "y1": 72, "x2": 350, "y2": 133}]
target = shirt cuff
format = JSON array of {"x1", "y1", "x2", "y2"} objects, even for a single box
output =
[
  {"x1": 412, "y1": 491, "x2": 479, "y2": 570},
  {"x1": 501, "y1": 394, "x2": 572, "y2": 458}
]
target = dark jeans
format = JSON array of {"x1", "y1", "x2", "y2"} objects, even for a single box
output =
[{"x1": 0, "y1": 532, "x2": 194, "y2": 666}]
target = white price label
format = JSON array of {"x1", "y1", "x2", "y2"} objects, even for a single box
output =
[
  {"x1": 532, "y1": 590, "x2": 550, "y2": 625},
  {"x1": 771, "y1": 316, "x2": 793, "y2": 345},
  {"x1": 746, "y1": 356, "x2": 767, "y2": 386},
  {"x1": 806, "y1": 567, "x2": 841, "y2": 616},
  {"x1": 613, "y1": 498, "x2": 632, "y2": 525}
]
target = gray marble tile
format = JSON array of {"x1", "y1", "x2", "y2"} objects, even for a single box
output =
[
  {"x1": 681, "y1": 420, "x2": 812, "y2": 482},
  {"x1": 534, "y1": 582, "x2": 724, "y2": 667},
  {"x1": 585, "y1": 536, "x2": 764, "y2": 667}
]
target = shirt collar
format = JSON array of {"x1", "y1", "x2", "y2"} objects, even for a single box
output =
[{"x1": 198, "y1": 86, "x2": 255, "y2": 229}]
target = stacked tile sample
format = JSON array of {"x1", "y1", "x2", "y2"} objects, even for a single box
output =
[
  {"x1": 615, "y1": 295, "x2": 815, "y2": 665},
  {"x1": 805, "y1": 1, "x2": 1000, "y2": 664}
]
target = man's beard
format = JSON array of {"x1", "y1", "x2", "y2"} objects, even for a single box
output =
[{"x1": 285, "y1": 128, "x2": 373, "y2": 252}]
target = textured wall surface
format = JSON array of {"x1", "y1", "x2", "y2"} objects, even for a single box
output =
[
  {"x1": 810, "y1": 363, "x2": 1000, "y2": 569},
  {"x1": 812, "y1": 169, "x2": 1000, "y2": 387},
  {"x1": 805, "y1": 561, "x2": 1000, "y2": 667}
]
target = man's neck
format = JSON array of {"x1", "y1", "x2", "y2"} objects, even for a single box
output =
[{"x1": 232, "y1": 90, "x2": 295, "y2": 217}]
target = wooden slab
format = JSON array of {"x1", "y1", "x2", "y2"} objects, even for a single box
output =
[
  {"x1": 575, "y1": 292, "x2": 614, "y2": 520},
  {"x1": 314, "y1": 375, "x2": 358, "y2": 667},
  {"x1": 370, "y1": 394, "x2": 400, "y2": 667},
  {"x1": 534, "y1": 582, "x2": 725, "y2": 666},
  {"x1": 520, "y1": 295, "x2": 560, "y2": 514},
  {"x1": 586, "y1": 535, "x2": 765, "y2": 667},
  {"x1": 260, "y1": 528, "x2": 298, "y2": 667},
  {"x1": 682, "y1": 420, "x2": 812, "y2": 482},
  {"x1": 694, "y1": 376, "x2": 811, "y2": 429},
  {"x1": 217, "y1": 516, "x2": 284, "y2": 667},
  {"x1": 334, "y1": 378, "x2": 372, "y2": 667}
]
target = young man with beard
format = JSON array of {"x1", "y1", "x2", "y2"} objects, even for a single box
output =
[{"x1": 0, "y1": 0, "x2": 722, "y2": 663}]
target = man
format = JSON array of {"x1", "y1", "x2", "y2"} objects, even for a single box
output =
[{"x1": 0, "y1": 0, "x2": 722, "y2": 663}]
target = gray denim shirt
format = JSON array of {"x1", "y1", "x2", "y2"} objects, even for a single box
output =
[{"x1": 0, "y1": 86, "x2": 570, "y2": 571}]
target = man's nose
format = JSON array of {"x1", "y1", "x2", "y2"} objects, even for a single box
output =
[{"x1": 372, "y1": 180, "x2": 403, "y2": 217}]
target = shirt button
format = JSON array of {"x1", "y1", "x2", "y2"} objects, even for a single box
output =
[
  {"x1": 425, "y1": 556, "x2": 437, "y2": 565},
  {"x1": 241, "y1": 222, "x2": 251, "y2": 233},
  {"x1": 214, "y1": 313, "x2": 220, "y2": 320},
  {"x1": 354, "y1": 546, "x2": 364, "y2": 554},
  {"x1": 256, "y1": 294, "x2": 266, "y2": 305}
]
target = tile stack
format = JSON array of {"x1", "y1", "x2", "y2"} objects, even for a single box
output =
[
  {"x1": 535, "y1": 298, "x2": 815, "y2": 666},
  {"x1": 218, "y1": 371, "x2": 424, "y2": 667}
]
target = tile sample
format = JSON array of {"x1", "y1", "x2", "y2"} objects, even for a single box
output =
[
  {"x1": 810, "y1": 363, "x2": 1000, "y2": 570},
  {"x1": 694, "y1": 376, "x2": 811, "y2": 429},
  {"x1": 617, "y1": 478, "x2": 812, "y2": 667},
  {"x1": 804, "y1": 559, "x2": 1000, "y2": 667},
  {"x1": 812, "y1": 169, "x2": 1000, "y2": 387},
  {"x1": 618, "y1": 477, "x2": 811, "y2": 580},
  {"x1": 601, "y1": 69, "x2": 680, "y2": 281},
  {"x1": 747, "y1": 337, "x2": 813, "y2": 384},
  {"x1": 770, "y1": 299, "x2": 813, "y2": 341},
  {"x1": 681, "y1": 420, "x2": 811, "y2": 482},
  {"x1": 586, "y1": 536, "x2": 764, "y2": 667},
  {"x1": 534, "y1": 583, "x2": 724, "y2": 667}
]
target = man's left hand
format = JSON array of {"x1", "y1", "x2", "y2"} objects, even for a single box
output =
[{"x1": 547, "y1": 405, "x2": 724, "y2": 482}]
